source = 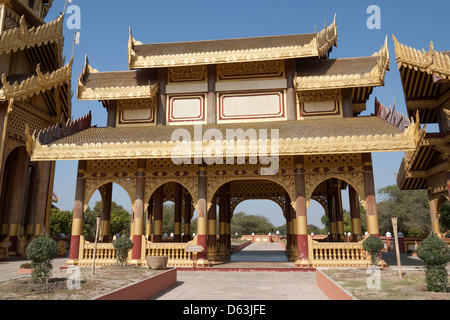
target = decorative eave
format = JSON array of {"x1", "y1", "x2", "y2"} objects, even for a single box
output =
[
  {"x1": 393, "y1": 35, "x2": 450, "y2": 80},
  {"x1": 0, "y1": 57, "x2": 73, "y2": 101},
  {"x1": 295, "y1": 36, "x2": 390, "y2": 91},
  {"x1": 0, "y1": 14, "x2": 64, "y2": 56},
  {"x1": 77, "y1": 55, "x2": 160, "y2": 101},
  {"x1": 27, "y1": 117, "x2": 418, "y2": 162},
  {"x1": 128, "y1": 15, "x2": 337, "y2": 69}
]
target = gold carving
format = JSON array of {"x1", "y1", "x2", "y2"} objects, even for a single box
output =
[
  {"x1": 168, "y1": 66, "x2": 207, "y2": 83},
  {"x1": 1, "y1": 59, "x2": 72, "y2": 101},
  {"x1": 297, "y1": 89, "x2": 341, "y2": 103},
  {"x1": 217, "y1": 60, "x2": 285, "y2": 81},
  {"x1": 0, "y1": 14, "x2": 64, "y2": 56}
]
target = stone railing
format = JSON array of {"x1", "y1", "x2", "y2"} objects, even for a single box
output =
[
  {"x1": 144, "y1": 242, "x2": 195, "y2": 268},
  {"x1": 308, "y1": 236, "x2": 371, "y2": 268},
  {"x1": 78, "y1": 236, "x2": 117, "y2": 267},
  {"x1": 78, "y1": 235, "x2": 197, "y2": 267}
]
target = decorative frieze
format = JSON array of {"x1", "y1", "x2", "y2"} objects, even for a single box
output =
[{"x1": 217, "y1": 60, "x2": 285, "y2": 81}]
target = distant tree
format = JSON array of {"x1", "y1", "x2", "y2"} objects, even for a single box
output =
[
  {"x1": 162, "y1": 202, "x2": 175, "y2": 235},
  {"x1": 440, "y1": 204, "x2": 450, "y2": 237},
  {"x1": 49, "y1": 209, "x2": 73, "y2": 237},
  {"x1": 376, "y1": 185, "x2": 431, "y2": 237},
  {"x1": 231, "y1": 212, "x2": 275, "y2": 235},
  {"x1": 308, "y1": 224, "x2": 322, "y2": 235}
]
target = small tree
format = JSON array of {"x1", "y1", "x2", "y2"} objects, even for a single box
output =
[
  {"x1": 26, "y1": 235, "x2": 59, "y2": 284},
  {"x1": 113, "y1": 237, "x2": 134, "y2": 266},
  {"x1": 362, "y1": 235, "x2": 384, "y2": 265},
  {"x1": 416, "y1": 234, "x2": 450, "y2": 293}
]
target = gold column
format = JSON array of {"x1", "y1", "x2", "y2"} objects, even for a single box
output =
[{"x1": 363, "y1": 154, "x2": 380, "y2": 236}]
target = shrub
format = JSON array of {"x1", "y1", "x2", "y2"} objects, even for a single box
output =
[
  {"x1": 26, "y1": 236, "x2": 59, "y2": 284},
  {"x1": 416, "y1": 234, "x2": 449, "y2": 292},
  {"x1": 113, "y1": 237, "x2": 134, "y2": 266},
  {"x1": 362, "y1": 235, "x2": 384, "y2": 265}
]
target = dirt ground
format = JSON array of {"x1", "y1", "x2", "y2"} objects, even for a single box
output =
[
  {"x1": 324, "y1": 268, "x2": 450, "y2": 300},
  {"x1": 0, "y1": 265, "x2": 164, "y2": 300}
]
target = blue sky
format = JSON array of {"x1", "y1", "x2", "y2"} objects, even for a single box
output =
[{"x1": 47, "y1": 0, "x2": 449, "y2": 228}]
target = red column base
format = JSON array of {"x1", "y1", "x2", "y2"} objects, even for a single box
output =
[
  {"x1": 132, "y1": 235, "x2": 142, "y2": 260},
  {"x1": 69, "y1": 235, "x2": 80, "y2": 260}
]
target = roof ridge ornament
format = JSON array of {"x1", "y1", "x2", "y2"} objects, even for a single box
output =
[
  {"x1": 0, "y1": 14, "x2": 65, "y2": 56},
  {"x1": 1, "y1": 57, "x2": 73, "y2": 101},
  {"x1": 315, "y1": 13, "x2": 338, "y2": 58},
  {"x1": 392, "y1": 35, "x2": 449, "y2": 79}
]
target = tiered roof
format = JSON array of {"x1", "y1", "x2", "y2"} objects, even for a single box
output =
[
  {"x1": 128, "y1": 15, "x2": 337, "y2": 69},
  {"x1": 27, "y1": 116, "x2": 419, "y2": 161},
  {"x1": 393, "y1": 35, "x2": 450, "y2": 124},
  {"x1": 0, "y1": 13, "x2": 71, "y2": 118},
  {"x1": 393, "y1": 37, "x2": 449, "y2": 191},
  {"x1": 28, "y1": 15, "x2": 419, "y2": 162}
]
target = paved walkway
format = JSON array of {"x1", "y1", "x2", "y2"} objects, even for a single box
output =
[
  {"x1": 0, "y1": 257, "x2": 68, "y2": 282},
  {"x1": 154, "y1": 243, "x2": 328, "y2": 300}
]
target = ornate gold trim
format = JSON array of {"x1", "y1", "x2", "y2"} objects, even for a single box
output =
[
  {"x1": 0, "y1": 58, "x2": 73, "y2": 101},
  {"x1": 295, "y1": 36, "x2": 390, "y2": 91},
  {"x1": 128, "y1": 15, "x2": 337, "y2": 69},
  {"x1": 393, "y1": 35, "x2": 450, "y2": 79},
  {"x1": 77, "y1": 56, "x2": 159, "y2": 101},
  {"x1": 0, "y1": 14, "x2": 64, "y2": 56}
]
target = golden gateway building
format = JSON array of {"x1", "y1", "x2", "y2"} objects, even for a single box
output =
[{"x1": 27, "y1": 15, "x2": 423, "y2": 268}]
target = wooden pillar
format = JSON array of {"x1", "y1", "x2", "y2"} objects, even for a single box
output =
[
  {"x1": 100, "y1": 183, "x2": 113, "y2": 242},
  {"x1": 285, "y1": 192, "x2": 292, "y2": 257},
  {"x1": 7, "y1": 147, "x2": 29, "y2": 253},
  {"x1": 146, "y1": 196, "x2": 153, "y2": 240},
  {"x1": 0, "y1": 152, "x2": 15, "y2": 239},
  {"x1": 153, "y1": 186, "x2": 164, "y2": 243},
  {"x1": 447, "y1": 171, "x2": 450, "y2": 200},
  {"x1": 286, "y1": 59, "x2": 297, "y2": 121},
  {"x1": 327, "y1": 192, "x2": 336, "y2": 242},
  {"x1": 173, "y1": 184, "x2": 183, "y2": 242},
  {"x1": 132, "y1": 159, "x2": 146, "y2": 262},
  {"x1": 294, "y1": 156, "x2": 310, "y2": 267},
  {"x1": 183, "y1": 192, "x2": 192, "y2": 242},
  {"x1": 68, "y1": 161, "x2": 87, "y2": 264},
  {"x1": 0, "y1": 100, "x2": 13, "y2": 200},
  {"x1": 428, "y1": 198, "x2": 442, "y2": 237},
  {"x1": 218, "y1": 184, "x2": 228, "y2": 258},
  {"x1": 196, "y1": 166, "x2": 210, "y2": 266},
  {"x1": 157, "y1": 68, "x2": 167, "y2": 126},
  {"x1": 207, "y1": 194, "x2": 218, "y2": 261},
  {"x1": 24, "y1": 165, "x2": 39, "y2": 237},
  {"x1": 348, "y1": 185, "x2": 362, "y2": 242},
  {"x1": 363, "y1": 153, "x2": 380, "y2": 236},
  {"x1": 226, "y1": 183, "x2": 232, "y2": 254},
  {"x1": 333, "y1": 179, "x2": 345, "y2": 242},
  {"x1": 107, "y1": 101, "x2": 117, "y2": 128},
  {"x1": 32, "y1": 161, "x2": 52, "y2": 237},
  {"x1": 207, "y1": 65, "x2": 217, "y2": 124},
  {"x1": 288, "y1": 199, "x2": 298, "y2": 261}
]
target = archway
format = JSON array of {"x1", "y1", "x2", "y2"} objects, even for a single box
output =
[
  {"x1": 0, "y1": 146, "x2": 52, "y2": 253},
  {"x1": 146, "y1": 181, "x2": 195, "y2": 243},
  {"x1": 309, "y1": 177, "x2": 364, "y2": 243},
  {"x1": 207, "y1": 179, "x2": 294, "y2": 264},
  {"x1": 87, "y1": 182, "x2": 133, "y2": 242}
]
